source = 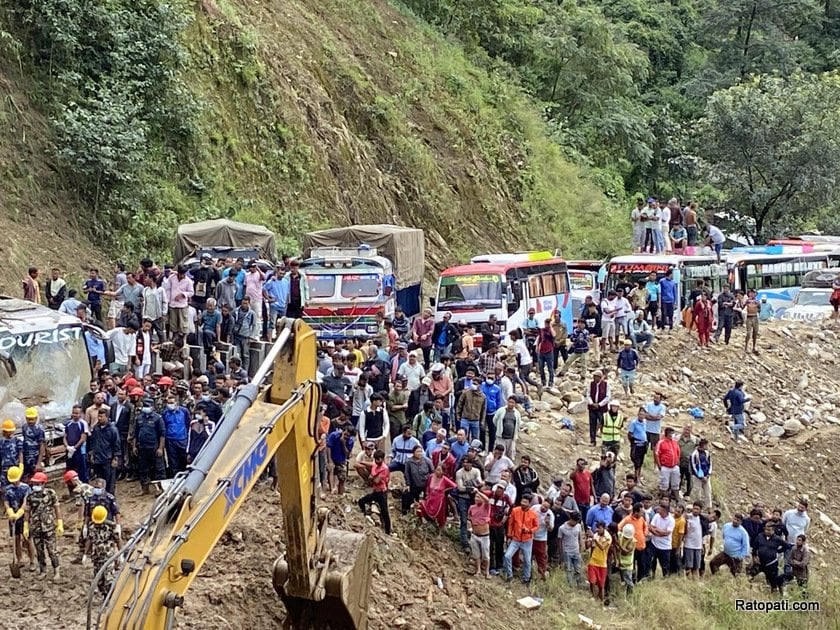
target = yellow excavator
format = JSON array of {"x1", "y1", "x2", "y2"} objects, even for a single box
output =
[{"x1": 86, "y1": 318, "x2": 372, "y2": 629}]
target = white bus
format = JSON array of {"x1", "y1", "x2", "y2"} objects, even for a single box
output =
[
  {"x1": 725, "y1": 248, "x2": 840, "y2": 318},
  {"x1": 605, "y1": 254, "x2": 727, "y2": 312}
]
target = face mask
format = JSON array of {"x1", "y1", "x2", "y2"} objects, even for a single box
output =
[
  {"x1": 201, "y1": 395, "x2": 211, "y2": 402},
  {"x1": 142, "y1": 406, "x2": 153, "y2": 414},
  {"x1": 166, "y1": 403, "x2": 177, "y2": 411},
  {"x1": 93, "y1": 488, "x2": 104, "y2": 496},
  {"x1": 31, "y1": 485, "x2": 42, "y2": 492},
  {"x1": 486, "y1": 379, "x2": 494, "y2": 385}
]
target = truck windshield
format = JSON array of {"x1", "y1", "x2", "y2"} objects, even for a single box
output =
[
  {"x1": 340, "y1": 275, "x2": 380, "y2": 298},
  {"x1": 438, "y1": 274, "x2": 503, "y2": 308},
  {"x1": 307, "y1": 275, "x2": 336, "y2": 299},
  {"x1": 0, "y1": 326, "x2": 90, "y2": 419}
]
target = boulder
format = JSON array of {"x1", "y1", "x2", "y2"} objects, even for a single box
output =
[
  {"x1": 562, "y1": 392, "x2": 583, "y2": 404},
  {"x1": 711, "y1": 441, "x2": 727, "y2": 450},
  {"x1": 557, "y1": 381, "x2": 576, "y2": 393},
  {"x1": 751, "y1": 411, "x2": 767, "y2": 424},
  {"x1": 567, "y1": 400, "x2": 588, "y2": 415},
  {"x1": 765, "y1": 425, "x2": 785, "y2": 439},
  {"x1": 531, "y1": 401, "x2": 551, "y2": 414},
  {"x1": 681, "y1": 367, "x2": 694, "y2": 378},
  {"x1": 783, "y1": 419, "x2": 805, "y2": 436}
]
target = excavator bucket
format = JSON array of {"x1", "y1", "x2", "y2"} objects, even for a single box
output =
[{"x1": 273, "y1": 529, "x2": 372, "y2": 629}]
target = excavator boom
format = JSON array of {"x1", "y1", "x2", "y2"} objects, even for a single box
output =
[{"x1": 88, "y1": 319, "x2": 371, "y2": 629}]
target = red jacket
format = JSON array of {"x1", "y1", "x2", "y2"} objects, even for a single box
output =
[
  {"x1": 655, "y1": 438, "x2": 681, "y2": 468},
  {"x1": 507, "y1": 505, "x2": 539, "y2": 542}
]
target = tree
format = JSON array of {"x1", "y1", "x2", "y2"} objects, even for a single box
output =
[{"x1": 697, "y1": 73, "x2": 840, "y2": 240}]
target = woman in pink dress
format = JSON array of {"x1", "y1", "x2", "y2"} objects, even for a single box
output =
[{"x1": 417, "y1": 464, "x2": 457, "y2": 528}]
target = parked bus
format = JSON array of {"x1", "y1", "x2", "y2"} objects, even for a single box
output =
[
  {"x1": 725, "y1": 249, "x2": 840, "y2": 318},
  {"x1": 567, "y1": 260, "x2": 606, "y2": 316},
  {"x1": 605, "y1": 254, "x2": 727, "y2": 311},
  {"x1": 433, "y1": 252, "x2": 573, "y2": 336}
]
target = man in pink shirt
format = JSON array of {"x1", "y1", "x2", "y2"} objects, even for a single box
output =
[
  {"x1": 411, "y1": 308, "x2": 435, "y2": 369},
  {"x1": 244, "y1": 261, "x2": 265, "y2": 339},
  {"x1": 165, "y1": 265, "x2": 194, "y2": 338},
  {"x1": 358, "y1": 449, "x2": 392, "y2": 535}
]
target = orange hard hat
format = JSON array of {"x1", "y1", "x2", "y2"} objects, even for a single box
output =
[
  {"x1": 63, "y1": 470, "x2": 79, "y2": 483},
  {"x1": 31, "y1": 472, "x2": 48, "y2": 485},
  {"x1": 130, "y1": 387, "x2": 145, "y2": 397},
  {"x1": 158, "y1": 376, "x2": 173, "y2": 386},
  {"x1": 1, "y1": 419, "x2": 15, "y2": 432}
]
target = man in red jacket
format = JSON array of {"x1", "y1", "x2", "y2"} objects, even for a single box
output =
[{"x1": 654, "y1": 427, "x2": 681, "y2": 500}]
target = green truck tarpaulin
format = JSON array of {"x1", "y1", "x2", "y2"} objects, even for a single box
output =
[
  {"x1": 174, "y1": 219, "x2": 277, "y2": 264},
  {"x1": 302, "y1": 225, "x2": 425, "y2": 290}
]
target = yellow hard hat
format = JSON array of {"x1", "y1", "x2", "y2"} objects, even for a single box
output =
[
  {"x1": 6, "y1": 466, "x2": 22, "y2": 483},
  {"x1": 91, "y1": 505, "x2": 108, "y2": 524},
  {"x1": 25, "y1": 407, "x2": 38, "y2": 420},
  {"x1": 1, "y1": 419, "x2": 14, "y2": 432}
]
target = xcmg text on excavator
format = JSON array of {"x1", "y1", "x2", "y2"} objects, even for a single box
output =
[{"x1": 86, "y1": 318, "x2": 372, "y2": 629}]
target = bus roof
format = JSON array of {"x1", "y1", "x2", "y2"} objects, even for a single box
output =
[
  {"x1": 567, "y1": 260, "x2": 605, "y2": 271},
  {"x1": 608, "y1": 254, "x2": 719, "y2": 266},
  {"x1": 0, "y1": 297, "x2": 83, "y2": 334},
  {"x1": 440, "y1": 258, "x2": 567, "y2": 277},
  {"x1": 725, "y1": 251, "x2": 834, "y2": 266}
]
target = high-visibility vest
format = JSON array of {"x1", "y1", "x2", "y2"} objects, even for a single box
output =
[{"x1": 602, "y1": 413, "x2": 625, "y2": 442}]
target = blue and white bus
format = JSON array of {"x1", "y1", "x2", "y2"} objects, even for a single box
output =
[{"x1": 726, "y1": 248, "x2": 840, "y2": 318}]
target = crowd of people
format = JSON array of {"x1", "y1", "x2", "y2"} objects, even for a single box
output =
[
  {"x1": 628, "y1": 197, "x2": 727, "y2": 262},
  {"x1": 3, "y1": 247, "x2": 817, "y2": 608},
  {"x1": 312, "y1": 309, "x2": 813, "y2": 603}
]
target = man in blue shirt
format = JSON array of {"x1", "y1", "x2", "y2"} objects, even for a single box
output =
[
  {"x1": 658, "y1": 270, "x2": 678, "y2": 331},
  {"x1": 627, "y1": 410, "x2": 648, "y2": 482},
  {"x1": 645, "y1": 272, "x2": 661, "y2": 326},
  {"x1": 83, "y1": 268, "x2": 107, "y2": 323},
  {"x1": 262, "y1": 266, "x2": 288, "y2": 327},
  {"x1": 480, "y1": 375, "x2": 504, "y2": 451},
  {"x1": 585, "y1": 493, "x2": 614, "y2": 533},
  {"x1": 709, "y1": 513, "x2": 751, "y2": 576},
  {"x1": 723, "y1": 380, "x2": 747, "y2": 440},
  {"x1": 222, "y1": 258, "x2": 247, "y2": 305},
  {"x1": 326, "y1": 426, "x2": 356, "y2": 495},
  {"x1": 21, "y1": 407, "x2": 46, "y2": 481},
  {"x1": 162, "y1": 395, "x2": 191, "y2": 476},
  {"x1": 643, "y1": 393, "x2": 667, "y2": 449}
]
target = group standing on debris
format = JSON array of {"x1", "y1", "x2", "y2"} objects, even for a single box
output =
[{"x1": 7, "y1": 216, "x2": 824, "y2": 608}]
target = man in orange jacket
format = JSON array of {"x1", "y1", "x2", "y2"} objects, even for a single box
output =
[{"x1": 503, "y1": 492, "x2": 540, "y2": 584}]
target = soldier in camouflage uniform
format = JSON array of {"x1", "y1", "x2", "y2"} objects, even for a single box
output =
[
  {"x1": 0, "y1": 420, "x2": 23, "y2": 486},
  {"x1": 64, "y1": 469, "x2": 94, "y2": 561},
  {"x1": 86, "y1": 505, "x2": 121, "y2": 596},
  {"x1": 23, "y1": 471, "x2": 62, "y2": 580}
]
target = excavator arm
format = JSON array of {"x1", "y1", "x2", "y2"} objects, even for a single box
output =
[{"x1": 87, "y1": 319, "x2": 371, "y2": 629}]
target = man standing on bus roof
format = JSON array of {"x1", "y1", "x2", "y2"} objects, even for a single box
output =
[
  {"x1": 706, "y1": 224, "x2": 726, "y2": 263},
  {"x1": 743, "y1": 289, "x2": 760, "y2": 354},
  {"x1": 659, "y1": 201, "x2": 672, "y2": 253}
]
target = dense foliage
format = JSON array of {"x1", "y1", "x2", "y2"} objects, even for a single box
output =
[{"x1": 403, "y1": 0, "x2": 840, "y2": 239}]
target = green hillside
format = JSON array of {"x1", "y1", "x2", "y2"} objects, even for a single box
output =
[{"x1": 0, "y1": 0, "x2": 624, "y2": 284}]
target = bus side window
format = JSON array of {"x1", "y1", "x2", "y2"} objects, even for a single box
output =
[
  {"x1": 528, "y1": 276, "x2": 543, "y2": 299},
  {"x1": 507, "y1": 281, "x2": 521, "y2": 315}
]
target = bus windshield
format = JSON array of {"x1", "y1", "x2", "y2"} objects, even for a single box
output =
[
  {"x1": 795, "y1": 290, "x2": 831, "y2": 307},
  {"x1": 0, "y1": 326, "x2": 90, "y2": 419},
  {"x1": 569, "y1": 271, "x2": 595, "y2": 291},
  {"x1": 438, "y1": 274, "x2": 503, "y2": 308}
]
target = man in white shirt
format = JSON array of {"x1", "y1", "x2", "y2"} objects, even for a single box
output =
[
  {"x1": 614, "y1": 289, "x2": 633, "y2": 339},
  {"x1": 134, "y1": 319, "x2": 154, "y2": 378},
  {"x1": 600, "y1": 291, "x2": 618, "y2": 352},
  {"x1": 707, "y1": 225, "x2": 726, "y2": 262},
  {"x1": 683, "y1": 502, "x2": 704, "y2": 578},
  {"x1": 108, "y1": 323, "x2": 137, "y2": 375},
  {"x1": 659, "y1": 204, "x2": 672, "y2": 253},
  {"x1": 397, "y1": 352, "x2": 426, "y2": 392},
  {"x1": 510, "y1": 330, "x2": 541, "y2": 397},
  {"x1": 649, "y1": 504, "x2": 675, "y2": 577},
  {"x1": 484, "y1": 444, "x2": 514, "y2": 485}
]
